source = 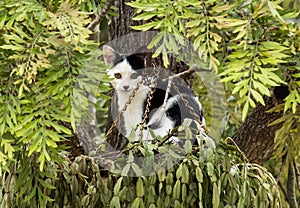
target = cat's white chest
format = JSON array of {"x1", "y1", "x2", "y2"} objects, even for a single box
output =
[{"x1": 117, "y1": 89, "x2": 149, "y2": 136}]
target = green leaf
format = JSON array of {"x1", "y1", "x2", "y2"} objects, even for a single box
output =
[
  {"x1": 212, "y1": 182, "x2": 220, "y2": 208},
  {"x1": 176, "y1": 163, "x2": 182, "y2": 179},
  {"x1": 131, "y1": 21, "x2": 158, "y2": 31},
  {"x1": 28, "y1": 137, "x2": 42, "y2": 156},
  {"x1": 44, "y1": 121, "x2": 71, "y2": 134},
  {"x1": 70, "y1": 111, "x2": 76, "y2": 132},
  {"x1": 45, "y1": 137, "x2": 57, "y2": 148},
  {"x1": 24, "y1": 184, "x2": 37, "y2": 202},
  {"x1": 114, "y1": 177, "x2": 123, "y2": 196},
  {"x1": 158, "y1": 170, "x2": 166, "y2": 182},
  {"x1": 148, "y1": 32, "x2": 164, "y2": 48},
  {"x1": 0, "y1": 13, "x2": 6, "y2": 29},
  {"x1": 211, "y1": 4, "x2": 237, "y2": 13},
  {"x1": 181, "y1": 163, "x2": 189, "y2": 184},
  {"x1": 233, "y1": 30, "x2": 246, "y2": 41},
  {"x1": 136, "y1": 177, "x2": 144, "y2": 197},
  {"x1": 232, "y1": 79, "x2": 249, "y2": 95},
  {"x1": 162, "y1": 47, "x2": 169, "y2": 68},
  {"x1": 207, "y1": 162, "x2": 217, "y2": 182},
  {"x1": 215, "y1": 17, "x2": 247, "y2": 28},
  {"x1": 132, "y1": 163, "x2": 142, "y2": 176},
  {"x1": 183, "y1": 140, "x2": 192, "y2": 154},
  {"x1": 196, "y1": 167, "x2": 203, "y2": 183},
  {"x1": 109, "y1": 196, "x2": 121, "y2": 208},
  {"x1": 37, "y1": 178, "x2": 56, "y2": 189},
  {"x1": 45, "y1": 130, "x2": 61, "y2": 142},
  {"x1": 132, "y1": 12, "x2": 158, "y2": 21},
  {"x1": 242, "y1": 100, "x2": 249, "y2": 121},
  {"x1": 0, "y1": 44, "x2": 24, "y2": 51},
  {"x1": 260, "y1": 41, "x2": 287, "y2": 50},
  {"x1": 251, "y1": 89, "x2": 265, "y2": 105},
  {"x1": 253, "y1": 81, "x2": 270, "y2": 96},
  {"x1": 198, "y1": 183, "x2": 203, "y2": 203},
  {"x1": 267, "y1": 2, "x2": 285, "y2": 25},
  {"x1": 121, "y1": 164, "x2": 130, "y2": 176},
  {"x1": 173, "y1": 180, "x2": 181, "y2": 200},
  {"x1": 38, "y1": 152, "x2": 45, "y2": 172}
]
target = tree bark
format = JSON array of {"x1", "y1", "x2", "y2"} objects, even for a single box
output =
[
  {"x1": 232, "y1": 87, "x2": 288, "y2": 164},
  {"x1": 287, "y1": 162, "x2": 299, "y2": 208}
]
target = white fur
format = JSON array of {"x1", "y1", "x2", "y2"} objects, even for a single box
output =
[
  {"x1": 107, "y1": 60, "x2": 145, "y2": 93},
  {"x1": 104, "y1": 46, "x2": 205, "y2": 143},
  {"x1": 108, "y1": 59, "x2": 179, "y2": 142},
  {"x1": 108, "y1": 59, "x2": 150, "y2": 139},
  {"x1": 139, "y1": 95, "x2": 180, "y2": 142},
  {"x1": 117, "y1": 88, "x2": 150, "y2": 139},
  {"x1": 146, "y1": 96, "x2": 179, "y2": 129}
]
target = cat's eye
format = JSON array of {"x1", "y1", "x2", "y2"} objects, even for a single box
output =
[
  {"x1": 130, "y1": 73, "x2": 138, "y2": 79},
  {"x1": 114, "y1": 73, "x2": 122, "y2": 79}
]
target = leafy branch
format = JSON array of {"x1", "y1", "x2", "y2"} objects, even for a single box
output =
[{"x1": 87, "y1": 0, "x2": 115, "y2": 31}]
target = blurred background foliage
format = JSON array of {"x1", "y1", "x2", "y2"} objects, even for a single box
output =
[{"x1": 0, "y1": 0, "x2": 299, "y2": 207}]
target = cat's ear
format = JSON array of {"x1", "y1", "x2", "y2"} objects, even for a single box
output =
[{"x1": 103, "y1": 45, "x2": 116, "y2": 65}]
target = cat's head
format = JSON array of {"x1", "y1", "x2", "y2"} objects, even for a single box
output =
[{"x1": 103, "y1": 45, "x2": 147, "y2": 93}]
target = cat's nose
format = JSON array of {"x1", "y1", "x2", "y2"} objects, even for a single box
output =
[{"x1": 123, "y1": 86, "x2": 129, "y2": 90}]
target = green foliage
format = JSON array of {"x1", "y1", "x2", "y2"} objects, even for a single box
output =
[
  {"x1": 265, "y1": 102, "x2": 299, "y2": 207},
  {"x1": 127, "y1": 0, "x2": 300, "y2": 120},
  {"x1": 0, "y1": 0, "x2": 110, "y2": 206},
  {"x1": 1, "y1": 139, "x2": 281, "y2": 207},
  {"x1": 127, "y1": 0, "x2": 300, "y2": 206},
  {"x1": 268, "y1": 104, "x2": 300, "y2": 159},
  {"x1": 0, "y1": 0, "x2": 299, "y2": 207}
]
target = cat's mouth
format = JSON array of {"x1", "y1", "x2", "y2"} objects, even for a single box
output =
[
  {"x1": 119, "y1": 85, "x2": 150, "y2": 93},
  {"x1": 119, "y1": 88, "x2": 133, "y2": 92}
]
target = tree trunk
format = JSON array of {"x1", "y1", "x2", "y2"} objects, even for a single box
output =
[{"x1": 232, "y1": 90, "x2": 285, "y2": 164}]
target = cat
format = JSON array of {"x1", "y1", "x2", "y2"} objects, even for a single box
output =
[{"x1": 103, "y1": 45, "x2": 206, "y2": 143}]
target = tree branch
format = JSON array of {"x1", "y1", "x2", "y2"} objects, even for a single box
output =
[
  {"x1": 278, "y1": 180, "x2": 289, "y2": 202},
  {"x1": 293, "y1": 159, "x2": 300, "y2": 196},
  {"x1": 287, "y1": 162, "x2": 298, "y2": 208},
  {"x1": 161, "y1": 65, "x2": 196, "y2": 82},
  {"x1": 276, "y1": 153, "x2": 287, "y2": 183},
  {"x1": 87, "y1": 0, "x2": 115, "y2": 31},
  {"x1": 160, "y1": 65, "x2": 196, "y2": 114},
  {"x1": 232, "y1": 92, "x2": 284, "y2": 164}
]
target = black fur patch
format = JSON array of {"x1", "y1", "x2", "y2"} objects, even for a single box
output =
[
  {"x1": 113, "y1": 52, "x2": 204, "y2": 130},
  {"x1": 114, "y1": 54, "x2": 145, "y2": 75}
]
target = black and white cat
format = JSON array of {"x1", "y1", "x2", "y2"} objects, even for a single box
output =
[{"x1": 103, "y1": 45, "x2": 206, "y2": 142}]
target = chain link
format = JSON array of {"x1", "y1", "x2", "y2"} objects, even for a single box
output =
[
  {"x1": 171, "y1": 81, "x2": 208, "y2": 133},
  {"x1": 160, "y1": 68, "x2": 207, "y2": 132},
  {"x1": 104, "y1": 66, "x2": 159, "y2": 142},
  {"x1": 140, "y1": 67, "x2": 160, "y2": 126},
  {"x1": 136, "y1": 67, "x2": 160, "y2": 140},
  {"x1": 103, "y1": 65, "x2": 207, "y2": 143},
  {"x1": 103, "y1": 78, "x2": 144, "y2": 141}
]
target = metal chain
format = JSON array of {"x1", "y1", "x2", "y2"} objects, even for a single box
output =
[
  {"x1": 137, "y1": 66, "x2": 159, "y2": 140},
  {"x1": 140, "y1": 67, "x2": 160, "y2": 127},
  {"x1": 103, "y1": 78, "x2": 144, "y2": 141},
  {"x1": 159, "y1": 67, "x2": 207, "y2": 132},
  {"x1": 103, "y1": 65, "x2": 207, "y2": 143},
  {"x1": 103, "y1": 66, "x2": 159, "y2": 142},
  {"x1": 171, "y1": 81, "x2": 208, "y2": 133}
]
